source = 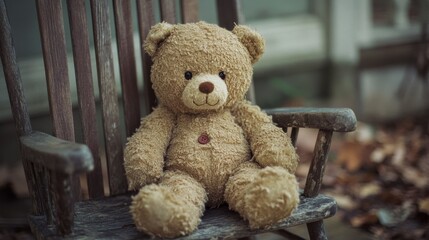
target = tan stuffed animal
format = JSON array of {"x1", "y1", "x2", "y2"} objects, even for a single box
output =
[{"x1": 124, "y1": 21, "x2": 299, "y2": 238}]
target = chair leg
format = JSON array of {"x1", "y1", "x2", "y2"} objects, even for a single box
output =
[{"x1": 307, "y1": 220, "x2": 328, "y2": 240}]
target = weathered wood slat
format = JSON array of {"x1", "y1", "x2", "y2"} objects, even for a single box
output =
[
  {"x1": 21, "y1": 131, "x2": 94, "y2": 235},
  {"x1": 113, "y1": 0, "x2": 140, "y2": 137},
  {"x1": 307, "y1": 220, "x2": 328, "y2": 240},
  {"x1": 304, "y1": 130, "x2": 333, "y2": 198},
  {"x1": 0, "y1": 0, "x2": 40, "y2": 216},
  {"x1": 35, "y1": 0, "x2": 74, "y2": 142},
  {"x1": 33, "y1": 164, "x2": 54, "y2": 225},
  {"x1": 181, "y1": 0, "x2": 199, "y2": 23},
  {"x1": 136, "y1": 0, "x2": 157, "y2": 114},
  {"x1": 67, "y1": 0, "x2": 104, "y2": 199},
  {"x1": 290, "y1": 127, "x2": 299, "y2": 147},
  {"x1": 20, "y1": 132, "x2": 94, "y2": 174},
  {"x1": 267, "y1": 108, "x2": 357, "y2": 132},
  {"x1": 90, "y1": 0, "x2": 127, "y2": 195},
  {"x1": 28, "y1": 193, "x2": 336, "y2": 239},
  {"x1": 216, "y1": 0, "x2": 243, "y2": 31},
  {"x1": 35, "y1": 0, "x2": 81, "y2": 201},
  {"x1": 44, "y1": 168, "x2": 55, "y2": 225},
  {"x1": 159, "y1": 0, "x2": 177, "y2": 23},
  {"x1": 50, "y1": 171, "x2": 75, "y2": 235},
  {"x1": 29, "y1": 163, "x2": 45, "y2": 216},
  {"x1": 0, "y1": 0, "x2": 32, "y2": 137}
]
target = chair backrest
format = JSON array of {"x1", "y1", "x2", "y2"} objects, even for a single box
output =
[{"x1": 1, "y1": 0, "x2": 247, "y2": 200}]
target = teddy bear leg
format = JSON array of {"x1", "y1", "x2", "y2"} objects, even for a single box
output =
[
  {"x1": 131, "y1": 170, "x2": 207, "y2": 238},
  {"x1": 224, "y1": 162, "x2": 300, "y2": 229}
]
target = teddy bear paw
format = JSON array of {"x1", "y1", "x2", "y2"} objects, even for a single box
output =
[
  {"x1": 242, "y1": 167, "x2": 299, "y2": 229},
  {"x1": 131, "y1": 185, "x2": 201, "y2": 238}
]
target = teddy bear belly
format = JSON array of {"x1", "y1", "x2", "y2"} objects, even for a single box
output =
[{"x1": 166, "y1": 133, "x2": 251, "y2": 207}]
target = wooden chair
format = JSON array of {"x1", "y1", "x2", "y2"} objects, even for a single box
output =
[{"x1": 0, "y1": 0, "x2": 357, "y2": 239}]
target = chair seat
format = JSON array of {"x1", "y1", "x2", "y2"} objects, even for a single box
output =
[{"x1": 29, "y1": 192, "x2": 336, "y2": 239}]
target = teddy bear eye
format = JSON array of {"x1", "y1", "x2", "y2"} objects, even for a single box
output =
[
  {"x1": 219, "y1": 71, "x2": 226, "y2": 80},
  {"x1": 184, "y1": 71, "x2": 193, "y2": 80}
]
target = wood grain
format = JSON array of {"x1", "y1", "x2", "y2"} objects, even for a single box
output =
[
  {"x1": 304, "y1": 130, "x2": 333, "y2": 198},
  {"x1": 180, "y1": 0, "x2": 199, "y2": 23},
  {"x1": 216, "y1": 0, "x2": 243, "y2": 31},
  {"x1": 35, "y1": 0, "x2": 81, "y2": 201},
  {"x1": 136, "y1": 0, "x2": 157, "y2": 114},
  {"x1": 159, "y1": 0, "x2": 177, "y2": 23},
  {"x1": 22, "y1": 131, "x2": 94, "y2": 235},
  {"x1": 33, "y1": 164, "x2": 53, "y2": 225},
  {"x1": 28, "y1": 192, "x2": 336, "y2": 239},
  {"x1": 307, "y1": 220, "x2": 328, "y2": 240},
  {"x1": 113, "y1": 0, "x2": 140, "y2": 137},
  {"x1": 35, "y1": 0, "x2": 74, "y2": 142},
  {"x1": 90, "y1": 0, "x2": 128, "y2": 195},
  {"x1": 0, "y1": 0, "x2": 38, "y2": 215},
  {"x1": 67, "y1": 0, "x2": 104, "y2": 199},
  {"x1": 28, "y1": 162, "x2": 45, "y2": 216},
  {"x1": 267, "y1": 108, "x2": 357, "y2": 132},
  {"x1": 0, "y1": 0, "x2": 32, "y2": 137},
  {"x1": 50, "y1": 171, "x2": 75, "y2": 235},
  {"x1": 20, "y1": 131, "x2": 94, "y2": 174}
]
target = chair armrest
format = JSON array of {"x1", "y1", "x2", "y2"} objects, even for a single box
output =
[
  {"x1": 20, "y1": 131, "x2": 94, "y2": 235},
  {"x1": 265, "y1": 107, "x2": 357, "y2": 132},
  {"x1": 20, "y1": 131, "x2": 94, "y2": 174},
  {"x1": 266, "y1": 108, "x2": 357, "y2": 198}
]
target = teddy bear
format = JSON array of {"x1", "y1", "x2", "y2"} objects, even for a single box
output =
[{"x1": 124, "y1": 21, "x2": 300, "y2": 238}]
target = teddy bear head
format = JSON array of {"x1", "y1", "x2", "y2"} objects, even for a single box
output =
[{"x1": 144, "y1": 21, "x2": 264, "y2": 114}]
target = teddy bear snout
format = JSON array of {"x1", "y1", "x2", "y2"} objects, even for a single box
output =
[
  {"x1": 181, "y1": 73, "x2": 228, "y2": 110},
  {"x1": 199, "y1": 82, "x2": 214, "y2": 94}
]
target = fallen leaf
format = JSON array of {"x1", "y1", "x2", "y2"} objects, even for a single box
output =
[
  {"x1": 402, "y1": 167, "x2": 428, "y2": 188},
  {"x1": 350, "y1": 212, "x2": 378, "y2": 227},
  {"x1": 347, "y1": 122, "x2": 375, "y2": 143},
  {"x1": 336, "y1": 142, "x2": 367, "y2": 172},
  {"x1": 418, "y1": 198, "x2": 429, "y2": 214},
  {"x1": 391, "y1": 143, "x2": 406, "y2": 167},
  {"x1": 326, "y1": 193, "x2": 357, "y2": 210},
  {"x1": 370, "y1": 148, "x2": 385, "y2": 163},
  {"x1": 376, "y1": 209, "x2": 403, "y2": 227},
  {"x1": 358, "y1": 183, "x2": 381, "y2": 198}
]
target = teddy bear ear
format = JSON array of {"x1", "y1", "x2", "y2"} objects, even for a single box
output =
[
  {"x1": 144, "y1": 22, "x2": 174, "y2": 57},
  {"x1": 232, "y1": 25, "x2": 265, "y2": 64}
]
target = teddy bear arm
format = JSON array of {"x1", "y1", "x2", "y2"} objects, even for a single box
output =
[
  {"x1": 124, "y1": 105, "x2": 176, "y2": 190},
  {"x1": 232, "y1": 101, "x2": 299, "y2": 173}
]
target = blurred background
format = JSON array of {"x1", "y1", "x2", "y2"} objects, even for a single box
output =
[{"x1": 1, "y1": 0, "x2": 428, "y2": 239}]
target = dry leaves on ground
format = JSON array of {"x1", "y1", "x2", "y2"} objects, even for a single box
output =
[{"x1": 295, "y1": 117, "x2": 429, "y2": 240}]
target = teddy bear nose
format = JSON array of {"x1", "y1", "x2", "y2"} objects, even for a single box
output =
[{"x1": 199, "y1": 82, "x2": 215, "y2": 94}]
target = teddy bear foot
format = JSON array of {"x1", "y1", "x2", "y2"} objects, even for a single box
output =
[
  {"x1": 130, "y1": 184, "x2": 201, "y2": 238},
  {"x1": 242, "y1": 167, "x2": 300, "y2": 229}
]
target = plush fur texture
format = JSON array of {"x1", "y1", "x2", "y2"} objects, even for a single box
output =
[{"x1": 124, "y1": 21, "x2": 299, "y2": 238}]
